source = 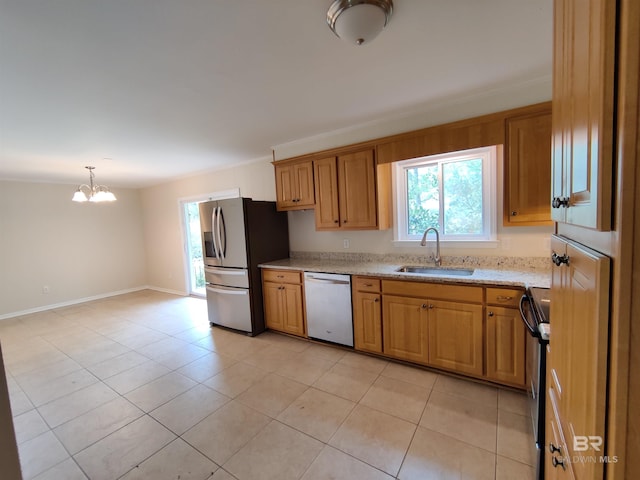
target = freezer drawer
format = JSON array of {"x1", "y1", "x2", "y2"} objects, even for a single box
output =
[
  {"x1": 206, "y1": 284, "x2": 252, "y2": 333},
  {"x1": 204, "y1": 266, "x2": 250, "y2": 289}
]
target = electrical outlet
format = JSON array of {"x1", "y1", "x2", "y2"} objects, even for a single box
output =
[
  {"x1": 42, "y1": 285, "x2": 50, "y2": 294},
  {"x1": 343, "y1": 238, "x2": 350, "y2": 249}
]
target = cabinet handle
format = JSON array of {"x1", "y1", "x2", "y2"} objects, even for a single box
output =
[
  {"x1": 511, "y1": 211, "x2": 518, "y2": 216},
  {"x1": 549, "y1": 443, "x2": 562, "y2": 454},
  {"x1": 552, "y1": 456, "x2": 566, "y2": 470},
  {"x1": 488, "y1": 311, "x2": 494, "y2": 317},
  {"x1": 552, "y1": 197, "x2": 569, "y2": 208},
  {"x1": 374, "y1": 298, "x2": 379, "y2": 303},
  {"x1": 343, "y1": 220, "x2": 348, "y2": 224},
  {"x1": 496, "y1": 295, "x2": 513, "y2": 301},
  {"x1": 364, "y1": 283, "x2": 373, "y2": 287},
  {"x1": 277, "y1": 275, "x2": 285, "y2": 278},
  {"x1": 552, "y1": 253, "x2": 570, "y2": 266},
  {"x1": 421, "y1": 304, "x2": 428, "y2": 309},
  {"x1": 334, "y1": 220, "x2": 339, "y2": 223}
]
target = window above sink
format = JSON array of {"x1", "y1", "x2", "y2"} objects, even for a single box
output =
[{"x1": 393, "y1": 146, "x2": 498, "y2": 245}]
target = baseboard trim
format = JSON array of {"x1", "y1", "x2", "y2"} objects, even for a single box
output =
[{"x1": 0, "y1": 286, "x2": 153, "y2": 321}]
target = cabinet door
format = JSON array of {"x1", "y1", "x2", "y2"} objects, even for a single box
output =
[
  {"x1": 281, "y1": 283, "x2": 305, "y2": 336},
  {"x1": 427, "y1": 300, "x2": 483, "y2": 376},
  {"x1": 314, "y1": 157, "x2": 341, "y2": 229},
  {"x1": 337, "y1": 150, "x2": 377, "y2": 228},
  {"x1": 550, "y1": 235, "x2": 610, "y2": 480},
  {"x1": 263, "y1": 281, "x2": 285, "y2": 331},
  {"x1": 551, "y1": 0, "x2": 615, "y2": 230},
  {"x1": 275, "y1": 163, "x2": 297, "y2": 210},
  {"x1": 505, "y1": 110, "x2": 553, "y2": 226},
  {"x1": 275, "y1": 161, "x2": 315, "y2": 211},
  {"x1": 263, "y1": 281, "x2": 305, "y2": 337},
  {"x1": 382, "y1": 295, "x2": 428, "y2": 364},
  {"x1": 293, "y1": 161, "x2": 315, "y2": 208},
  {"x1": 353, "y1": 291, "x2": 382, "y2": 353},
  {"x1": 485, "y1": 306, "x2": 525, "y2": 386}
]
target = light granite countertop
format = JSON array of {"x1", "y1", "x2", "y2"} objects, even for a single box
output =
[{"x1": 259, "y1": 252, "x2": 551, "y2": 289}]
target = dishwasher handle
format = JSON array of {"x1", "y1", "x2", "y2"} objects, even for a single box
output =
[{"x1": 305, "y1": 276, "x2": 350, "y2": 285}]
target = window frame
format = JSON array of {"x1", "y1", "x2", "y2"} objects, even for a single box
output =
[{"x1": 393, "y1": 146, "x2": 498, "y2": 245}]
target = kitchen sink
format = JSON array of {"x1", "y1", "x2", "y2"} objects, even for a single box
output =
[{"x1": 396, "y1": 266, "x2": 475, "y2": 276}]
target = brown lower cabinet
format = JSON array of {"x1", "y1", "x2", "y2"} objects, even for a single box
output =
[
  {"x1": 485, "y1": 305, "x2": 526, "y2": 386},
  {"x1": 352, "y1": 276, "x2": 526, "y2": 388},
  {"x1": 262, "y1": 269, "x2": 306, "y2": 337},
  {"x1": 352, "y1": 277, "x2": 383, "y2": 353},
  {"x1": 427, "y1": 300, "x2": 484, "y2": 376},
  {"x1": 382, "y1": 295, "x2": 429, "y2": 363}
]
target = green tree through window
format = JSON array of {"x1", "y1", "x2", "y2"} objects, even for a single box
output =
[{"x1": 397, "y1": 146, "x2": 495, "y2": 242}]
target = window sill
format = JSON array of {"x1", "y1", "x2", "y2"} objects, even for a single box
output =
[{"x1": 392, "y1": 240, "x2": 500, "y2": 249}]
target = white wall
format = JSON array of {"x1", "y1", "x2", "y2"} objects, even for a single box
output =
[
  {"x1": 139, "y1": 159, "x2": 277, "y2": 294},
  {"x1": 0, "y1": 181, "x2": 147, "y2": 317}
]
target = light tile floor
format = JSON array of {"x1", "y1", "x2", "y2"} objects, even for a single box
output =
[{"x1": 1, "y1": 290, "x2": 536, "y2": 480}]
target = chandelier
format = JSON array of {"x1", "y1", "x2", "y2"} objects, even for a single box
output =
[
  {"x1": 71, "y1": 166, "x2": 117, "y2": 202},
  {"x1": 327, "y1": 0, "x2": 394, "y2": 46}
]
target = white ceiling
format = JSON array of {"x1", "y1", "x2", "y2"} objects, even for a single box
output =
[{"x1": 0, "y1": 0, "x2": 552, "y2": 188}]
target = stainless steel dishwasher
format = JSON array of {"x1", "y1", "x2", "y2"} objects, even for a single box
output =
[{"x1": 303, "y1": 272, "x2": 353, "y2": 347}]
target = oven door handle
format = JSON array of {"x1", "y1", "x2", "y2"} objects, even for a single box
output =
[{"x1": 519, "y1": 294, "x2": 540, "y2": 337}]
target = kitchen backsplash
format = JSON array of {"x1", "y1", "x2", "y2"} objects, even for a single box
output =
[{"x1": 290, "y1": 251, "x2": 551, "y2": 271}]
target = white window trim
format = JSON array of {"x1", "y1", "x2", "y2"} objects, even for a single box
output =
[{"x1": 392, "y1": 146, "x2": 498, "y2": 247}]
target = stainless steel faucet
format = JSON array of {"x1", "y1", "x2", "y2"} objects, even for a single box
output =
[{"x1": 420, "y1": 227, "x2": 441, "y2": 266}]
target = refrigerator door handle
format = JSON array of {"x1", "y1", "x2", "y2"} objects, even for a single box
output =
[
  {"x1": 217, "y1": 207, "x2": 226, "y2": 259},
  {"x1": 206, "y1": 285, "x2": 248, "y2": 295},
  {"x1": 211, "y1": 207, "x2": 220, "y2": 260}
]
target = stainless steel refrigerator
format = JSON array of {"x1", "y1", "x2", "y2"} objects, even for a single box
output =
[{"x1": 199, "y1": 197, "x2": 289, "y2": 335}]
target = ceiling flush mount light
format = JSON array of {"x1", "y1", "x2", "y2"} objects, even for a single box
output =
[
  {"x1": 72, "y1": 166, "x2": 117, "y2": 203},
  {"x1": 327, "y1": 0, "x2": 393, "y2": 46}
]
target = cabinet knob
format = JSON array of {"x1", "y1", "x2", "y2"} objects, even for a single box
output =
[
  {"x1": 552, "y1": 456, "x2": 566, "y2": 470},
  {"x1": 374, "y1": 298, "x2": 379, "y2": 303},
  {"x1": 552, "y1": 197, "x2": 569, "y2": 208},
  {"x1": 421, "y1": 304, "x2": 427, "y2": 309},
  {"x1": 334, "y1": 220, "x2": 339, "y2": 223},
  {"x1": 488, "y1": 311, "x2": 494, "y2": 317},
  {"x1": 343, "y1": 220, "x2": 348, "y2": 224},
  {"x1": 549, "y1": 443, "x2": 562, "y2": 454},
  {"x1": 511, "y1": 211, "x2": 518, "y2": 216},
  {"x1": 552, "y1": 253, "x2": 570, "y2": 266}
]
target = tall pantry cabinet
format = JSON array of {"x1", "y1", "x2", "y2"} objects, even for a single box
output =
[{"x1": 548, "y1": 0, "x2": 640, "y2": 479}]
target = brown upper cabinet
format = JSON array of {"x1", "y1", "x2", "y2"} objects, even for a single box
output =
[
  {"x1": 274, "y1": 159, "x2": 315, "y2": 211},
  {"x1": 504, "y1": 107, "x2": 553, "y2": 226},
  {"x1": 314, "y1": 149, "x2": 390, "y2": 230},
  {"x1": 550, "y1": 0, "x2": 615, "y2": 230}
]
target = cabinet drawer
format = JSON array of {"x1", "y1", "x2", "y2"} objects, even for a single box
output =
[
  {"x1": 262, "y1": 269, "x2": 302, "y2": 284},
  {"x1": 382, "y1": 280, "x2": 483, "y2": 303},
  {"x1": 486, "y1": 287, "x2": 523, "y2": 307},
  {"x1": 353, "y1": 276, "x2": 381, "y2": 292}
]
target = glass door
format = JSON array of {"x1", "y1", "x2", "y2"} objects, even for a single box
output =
[{"x1": 184, "y1": 201, "x2": 205, "y2": 296}]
